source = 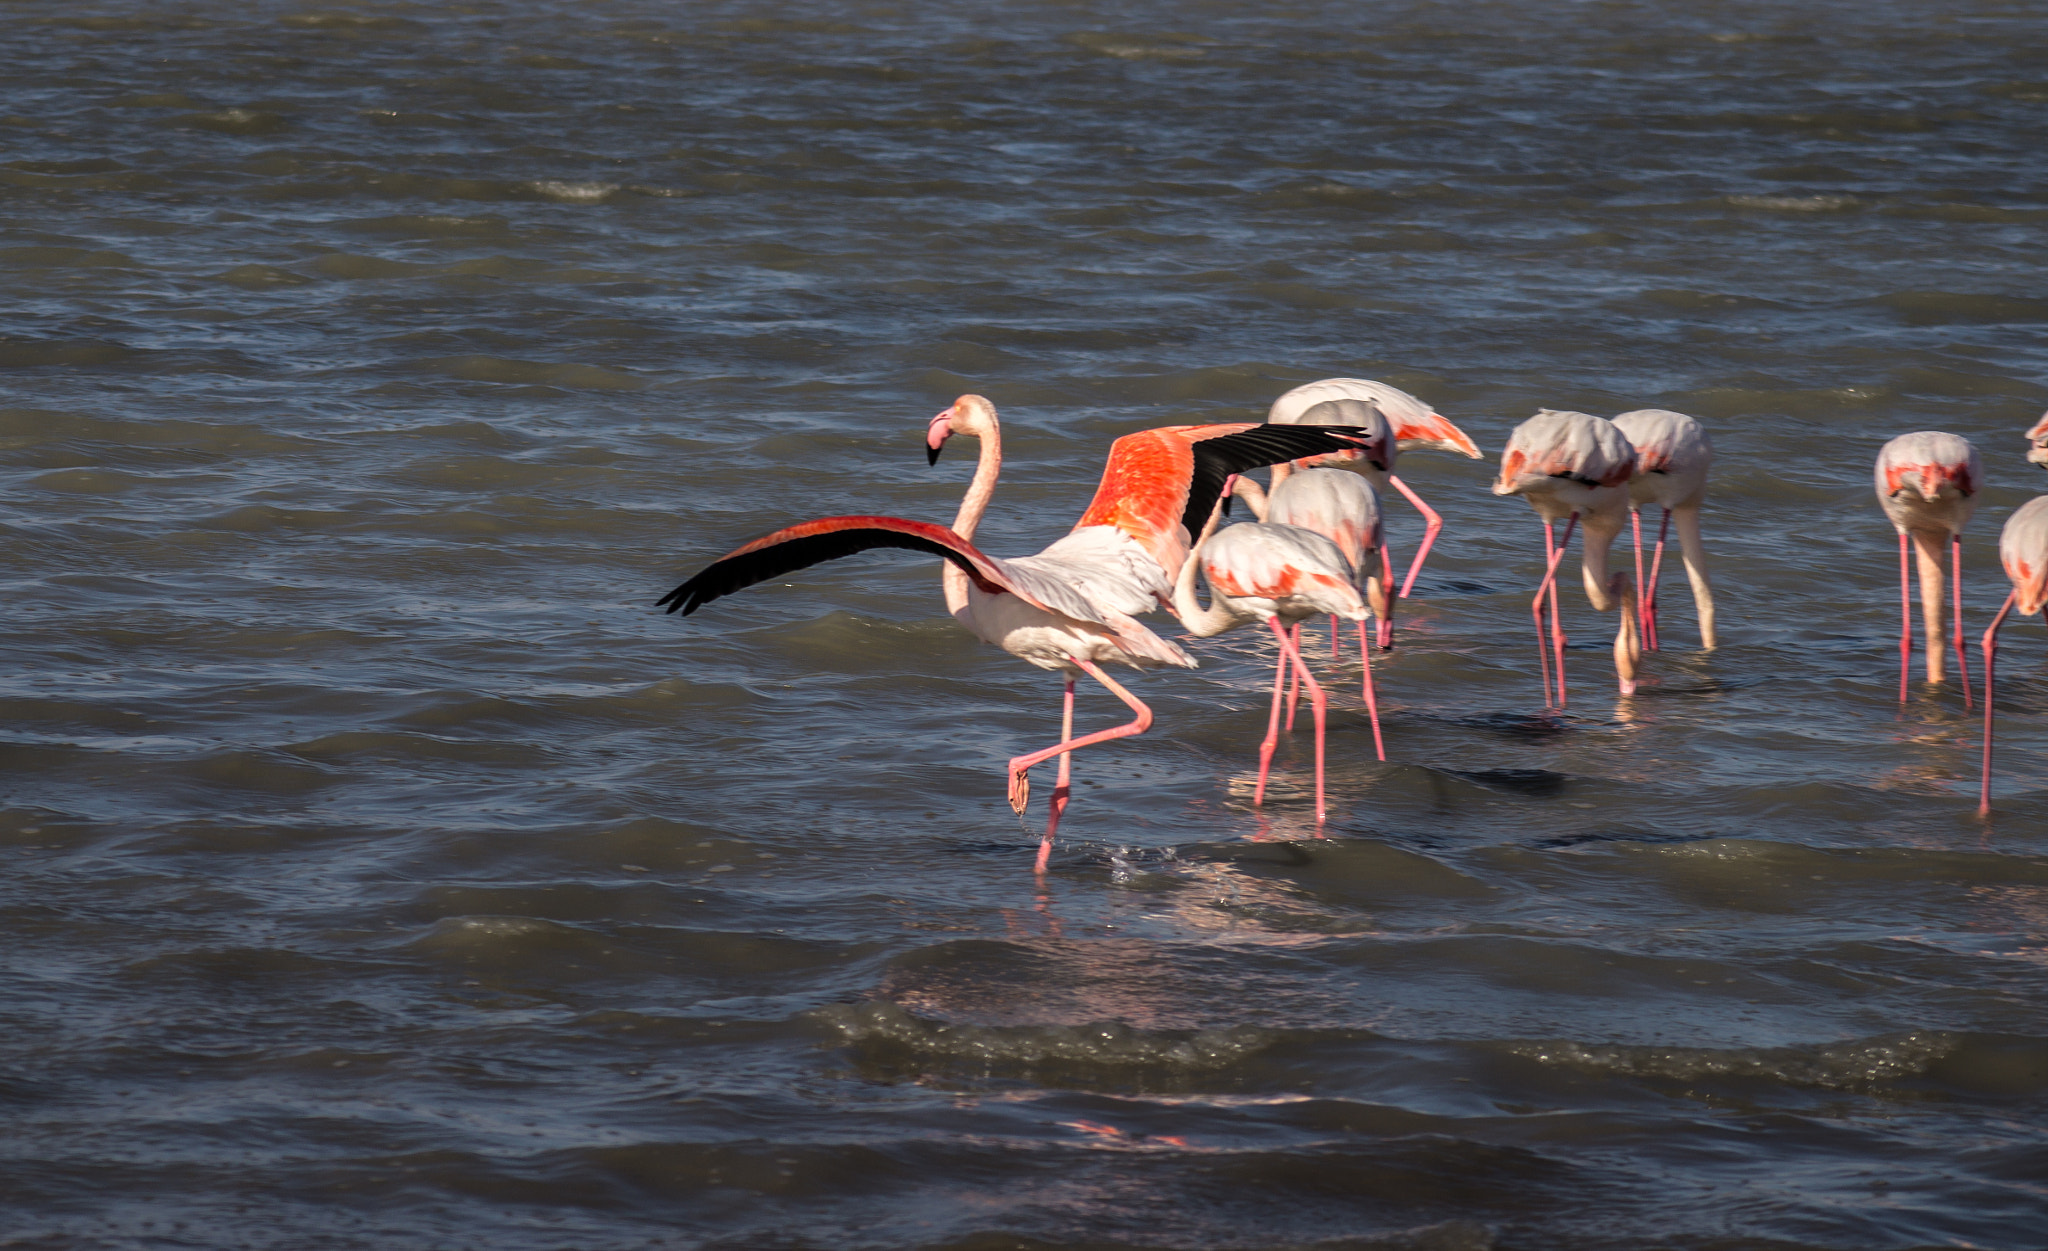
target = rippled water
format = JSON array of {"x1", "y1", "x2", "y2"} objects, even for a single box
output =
[{"x1": 5, "y1": 1, "x2": 2048, "y2": 1247}]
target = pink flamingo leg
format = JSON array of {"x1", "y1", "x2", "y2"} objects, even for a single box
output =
[
  {"x1": 1010, "y1": 659, "x2": 1153, "y2": 873},
  {"x1": 1952, "y1": 535, "x2": 1972, "y2": 710},
  {"x1": 1535, "y1": 521, "x2": 1557, "y2": 706},
  {"x1": 1046, "y1": 677, "x2": 1076, "y2": 832},
  {"x1": 1979, "y1": 589, "x2": 2016, "y2": 816},
  {"x1": 1387, "y1": 474, "x2": 1441, "y2": 600},
  {"x1": 1358, "y1": 612, "x2": 1385, "y2": 761},
  {"x1": 1898, "y1": 531, "x2": 1912, "y2": 704},
  {"x1": 1254, "y1": 628, "x2": 1289, "y2": 807},
  {"x1": 1270, "y1": 617, "x2": 1328, "y2": 822},
  {"x1": 1645, "y1": 508, "x2": 1670, "y2": 652},
  {"x1": 1632, "y1": 508, "x2": 1647, "y2": 645},
  {"x1": 1285, "y1": 622, "x2": 1304, "y2": 732},
  {"x1": 1532, "y1": 515, "x2": 1576, "y2": 709},
  {"x1": 1374, "y1": 543, "x2": 1395, "y2": 650},
  {"x1": 1550, "y1": 515, "x2": 1576, "y2": 710}
]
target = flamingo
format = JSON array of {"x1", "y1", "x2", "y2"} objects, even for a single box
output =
[
  {"x1": 1232, "y1": 412, "x2": 1399, "y2": 650},
  {"x1": 2026, "y1": 411, "x2": 2048, "y2": 469},
  {"x1": 1231, "y1": 466, "x2": 1394, "y2": 724},
  {"x1": 1874, "y1": 432, "x2": 1979, "y2": 704},
  {"x1": 1172, "y1": 503, "x2": 1384, "y2": 824},
  {"x1": 658, "y1": 395, "x2": 1375, "y2": 870},
  {"x1": 1266, "y1": 378, "x2": 1482, "y2": 600},
  {"x1": 1493, "y1": 409, "x2": 1642, "y2": 707},
  {"x1": 1611, "y1": 409, "x2": 1716, "y2": 651},
  {"x1": 1979, "y1": 495, "x2": 2048, "y2": 815}
]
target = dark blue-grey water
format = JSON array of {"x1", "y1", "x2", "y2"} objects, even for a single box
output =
[{"x1": 4, "y1": 1, "x2": 2048, "y2": 1247}]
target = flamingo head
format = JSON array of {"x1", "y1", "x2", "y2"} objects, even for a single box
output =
[
  {"x1": 926, "y1": 393, "x2": 998, "y2": 465},
  {"x1": 2028, "y1": 410, "x2": 2048, "y2": 468}
]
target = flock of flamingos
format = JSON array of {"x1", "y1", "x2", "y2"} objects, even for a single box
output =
[{"x1": 662, "y1": 379, "x2": 2048, "y2": 868}]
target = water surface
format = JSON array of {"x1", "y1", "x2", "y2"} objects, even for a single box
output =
[{"x1": 4, "y1": 1, "x2": 2048, "y2": 1247}]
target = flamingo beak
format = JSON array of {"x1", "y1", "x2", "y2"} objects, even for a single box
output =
[
  {"x1": 1221, "y1": 474, "x2": 1235, "y2": 515},
  {"x1": 926, "y1": 411, "x2": 953, "y2": 466}
]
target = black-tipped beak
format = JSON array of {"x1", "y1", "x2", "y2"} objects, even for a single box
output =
[
  {"x1": 1222, "y1": 494, "x2": 1232, "y2": 516},
  {"x1": 926, "y1": 443, "x2": 942, "y2": 466}
]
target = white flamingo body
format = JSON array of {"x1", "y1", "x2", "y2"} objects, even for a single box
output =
[
  {"x1": 1876, "y1": 431, "x2": 1979, "y2": 538},
  {"x1": 1978, "y1": 495, "x2": 2048, "y2": 813},
  {"x1": 1999, "y1": 497, "x2": 2048, "y2": 616},
  {"x1": 1494, "y1": 409, "x2": 1641, "y2": 705},
  {"x1": 1264, "y1": 378, "x2": 1481, "y2": 603},
  {"x1": 1193, "y1": 523, "x2": 1370, "y2": 628},
  {"x1": 1875, "y1": 431, "x2": 1979, "y2": 697},
  {"x1": 1495, "y1": 409, "x2": 1636, "y2": 528},
  {"x1": 957, "y1": 526, "x2": 1191, "y2": 673},
  {"x1": 1267, "y1": 378, "x2": 1480, "y2": 457},
  {"x1": 1267, "y1": 466, "x2": 1384, "y2": 579},
  {"x1": 1615, "y1": 409, "x2": 1712, "y2": 510},
  {"x1": 1262, "y1": 465, "x2": 1395, "y2": 650},
  {"x1": 1611, "y1": 408, "x2": 1716, "y2": 650}
]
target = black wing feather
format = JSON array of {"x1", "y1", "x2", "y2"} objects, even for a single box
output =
[
  {"x1": 1180, "y1": 425, "x2": 1377, "y2": 540},
  {"x1": 657, "y1": 527, "x2": 986, "y2": 617}
]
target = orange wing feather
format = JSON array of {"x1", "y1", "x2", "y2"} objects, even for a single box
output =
[{"x1": 1074, "y1": 424, "x2": 1257, "y2": 575}]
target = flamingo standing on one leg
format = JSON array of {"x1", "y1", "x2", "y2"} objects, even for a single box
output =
[
  {"x1": 659, "y1": 395, "x2": 1377, "y2": 870},
  {"x1": 1611, "y1": 409, "x2": 1716, "y2": 652},
  {"x1": 1173, "y1": 508, "x2": 1384, "y2": 823},
  {"x1": 1875, "y1": 432, "x2": 1979, "y2": 705},
  {"x1": 1266, "y1": 379, "x2": 1482, "y2": 601},
  {"x1": 1493, "y1": 409, "x2": 1642, "y2": 707},
  {"x1": 1979, "y1": 496, "x2": 2048, "y2": 815}
]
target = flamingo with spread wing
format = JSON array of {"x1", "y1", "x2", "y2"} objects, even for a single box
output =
[{"x1": 659, "y1": 395, "x2": 1373, "y2": 870}]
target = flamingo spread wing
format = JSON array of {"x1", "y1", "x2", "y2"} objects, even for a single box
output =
[
  {"x1": 658, "y1": 514, "x2": 1191, "y2": 667},
  {"x1": 1073, "y1": 422, "x2": 1378, "y2": 575}
]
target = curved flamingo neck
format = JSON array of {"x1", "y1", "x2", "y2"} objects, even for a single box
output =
[
  {"x1": 943, "y1": 407, "x2": 1003, "y2": 614},
  {"x1": 1171, "y1": 506, "x2": 1238, "y2": 638}
]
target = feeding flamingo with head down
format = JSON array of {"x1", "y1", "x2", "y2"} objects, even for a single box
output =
[
  {"x1": 1979, "y1": 496, "x2": 2048, "y2": 815},
  {"x1": 1493, "y1": 409, "x2": 1642, "y2": 707},
  {"x1": 1874, "y1": 431, "x2": 1978, "y2": 705},
  {"x1": 1230, "y1": 465, "x2": 1393, "y2": 735},
  {"x1": 1172, "y1": 495, "x2": 1385, "y2": 824},
  {"x1": 1264, "y1": 378, "x2": 1482, "y2": 605},
  {"x1": 658, "y1": 395, "x2": 1375, "y2": 871},
  {"x1": 1611, "y1": 409, "x2": 1716, "y2": 652}
]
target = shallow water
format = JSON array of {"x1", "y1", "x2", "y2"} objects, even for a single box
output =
[{"x1": 4, "y1": 1, "x2": 2048, "y2": 1247}]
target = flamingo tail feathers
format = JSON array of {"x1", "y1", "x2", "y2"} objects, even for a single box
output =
[{"x1": 1392, "y1": 411, "x2": 1483, "y2": 459}]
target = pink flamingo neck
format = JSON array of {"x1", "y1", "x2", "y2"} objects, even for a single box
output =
[{"x1": 942, "y1": 407, "x2": 1004, "y2": 615}]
